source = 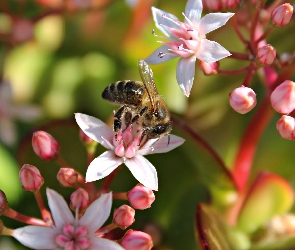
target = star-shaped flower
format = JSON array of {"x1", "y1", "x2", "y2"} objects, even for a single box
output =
[
  {"x1": 12, "y1": 188, "x2": 124, "y2": 250},
  {"x1": 75, "y1": 113, "x2": 185, "y2": 191},
  {"x1": 145, "y1": 0, "x2": 234, "y2": 96}
]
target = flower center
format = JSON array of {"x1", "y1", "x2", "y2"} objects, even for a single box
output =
[{"x1": 55, "y1": 224, "x2": 90, "y2": 250}]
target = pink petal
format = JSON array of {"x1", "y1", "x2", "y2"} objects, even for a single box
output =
[
  {"x1": 151, "y1": 7, "x2": 180, "y2": 38},
  {"x1": 13, "y1": 226, "x2": 57, "y2": 249},
  {"x1": 199, "y1": 13, "x2": 234, "y2": 35},
  {"x1": 125, "y1": 155, "x2": 158, "y2": 191},
  {"x1": 75, "y1": 113, "x2": 114, "y2": 150},
  {"x1": 196, "y1": 39, "x2": 231, "y2": 63},
  {"x1": 138, "y1": 135, "x2": 185, "y2": 155},
  {"x1": 176, "y1": 57, "x2": 196, "y2": 97},
  {"x1": 79, "y1": 193, "x2": 112, "y2": 233},
  {"x1": 85, "y1": 151, "x2": 123, "y2": 182},
  {"x1": 145, "y1": 44, "x2": 178, "y2": 65},
  {"x1": 46, "y1": 188, "x2": 75, "y2": 228},
  {"x1": 90, "y1": 238, "x2": 124, "y2": 250},
  {"x1": 185, "y1": 0, "x2": 203, "y2": 25}
]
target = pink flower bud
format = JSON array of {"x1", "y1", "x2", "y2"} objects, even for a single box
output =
[
  {"x1": 127, "y1": 184, "x2": 155, "y2": 210},
  {"x1": 79, "y1": 129, "x2": 94, "y2": 145},
  {"x1": 270, "y1": 80, "x2": 295, "y2": 114},
  {"x1": 276, "y1": 115, "x2": 295, "y2": 140},
  {"x1": 0, "y1": 190, "x2": 8, "y2": 215},
  {"x1": 57, "y1": 168, "x2": 78, "y2": 187},
  {"x1": 32, "y1": 131, "x2": 60, "y2": 161},
  {"x1": 70, "y1": 188, "x2": 89, "y2": 211},
  {"x1": 198, "y1": 61, "x2": 219, "y2": 75},
  {"x1": 229, "y1": 86, "x2": 257, "y2": 114},
  {"x1": 221, "y1": 0, "x2": 239, "y2": 9},
  {"x1": 12, "y1": 19, "x2": 34, "y2": 43},
  {"x1": 257, "y1": 44, "x2": 276, "y2": 65},
  {"x1": 271, "y1": 3, "x2": 293, "y2": 27},
  {"x1": 19, "y1": 164, "x2": 44, "y2": 192},
  {"x1": 113, "y1": 204, "x2": 135, "y2": 229},
  {"x1": 121, "y1": 230, "x2": 153, "y2": 250},
  {"x1": 203, "y1": 0, "x2": 222, "y2": 11}
]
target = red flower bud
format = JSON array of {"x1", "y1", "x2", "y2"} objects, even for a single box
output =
[
  {"x1": 113, "y1": 204, "x2": 135, "y2": 229},
  {"x1": 0, "y1": 190, "x2": 8, "y2": 215},
  {"x1": 276, "y1": 115, "x2": 295, "y2": 140},
  {"x1": 203, "y1": 0, "x2": 222, "y2": 11},
  {"x1": 127, "y1": 184, "x2": 155, "y2": 210},
  {"x1": 32, "y1": 131, "x2": 60, "y2": 161},
  {"x1": 271, "y1": 3, "x2": 293, "y2": 27},
  {"x1": 229, "y1": 86, "x2": 257, "y2": 114},
  {"x1": 70, "y1": 188, "x2": 89, "y2": 211},
  {"x1": 270, "y1": 80, "x2": 295, "y2": 114},
  {"x1": 257, "y1": 44, "x2": 276, "y2": 65},
  {"x1": 121, "y1": 230, "x2": 153, "y2": 250},
  {"x1": 198, "y1": 61, "x2": 219, "y2": 75},
  {"x1": 19, "y1": 164, "x2": 44, "y2": 192},
  {"x1": 221, "y1": 0, "x2": 239, "y2": 9},
  {"x1": 57, "y1": 168, "x2": 78, "y2": 187}
]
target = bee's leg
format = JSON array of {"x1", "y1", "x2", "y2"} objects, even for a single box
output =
[
  {"x1": 123, "y1": 111, "x2": 132, "y2": 130},
  {"x1": 167, "y1": 134, "x2": 170, "y2": 145},
  {"x1": 113, "y1": 105, "x2": 125, "y2": 133},
  {"x1": 138, "y1": 128, "x2": 149, "y2": 146}
]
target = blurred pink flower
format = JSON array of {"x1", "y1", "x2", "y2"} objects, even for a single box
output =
[
  {"x1": 75, "y1": 113, "x2": 185, "y2": 191},
  {"x1": 12, "y1": 189, "x2": 123, "y2": 250},
  {"x1": 145, "y1": 0, "x2": 234, "y2": 96}
]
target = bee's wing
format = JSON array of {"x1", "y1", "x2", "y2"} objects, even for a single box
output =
[{"x1": 138, "y1": 60, "x2": 158, "y2": 110}]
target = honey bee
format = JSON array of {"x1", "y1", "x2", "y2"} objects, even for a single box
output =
[{"x1": 102, "y1": 59, "x2": 172, "y2": 144}]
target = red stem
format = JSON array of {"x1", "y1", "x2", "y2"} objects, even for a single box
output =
[
  {"x1": 217, "y1": 66, "x2": 249, "y2": 75},
  {"x1": 99, "y1": 166, "x2": 121, "y2": 193},
  {"x1": 229, "y1": 51, "x2": 250, "y2": 61},
  {"x1": 34, "y1": 190, "x2": 52, "y2": 223}
]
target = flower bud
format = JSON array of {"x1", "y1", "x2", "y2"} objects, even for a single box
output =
[
  {"x1": 270, "y1": 80, "x2": 295, "y2": 114},
  {"x1": 198, "y1": 61, "x2": 219, "y2": 75},
  {"x1": 127, "y1": 184, "x2": 155, "y2": 210},
  {"x1": 57, "y1": 168, "x2": 78, "y2": 187},
  {"x1": 19, "y1": 164, "x2": 44, "y2": 192},
  {"x1": 276, "y1": 115, "x2": 295, "y2": 140},
  {"x1": 0, "y1": 191, "x2": 8, "y2": 215},
  {"x1": 229, "y1": 86, "x2": 257, "y2": 114},
  {"x1": 203, "y1": 0, "x2": 222, "y2": 11},
  {"x1": 121, "y1": 230, "x2": 153, "y2": 250},
  {"x1": 257, "y1": 44, "x2": 276, "y2": 65},
  {"x1": 113, "y1": 204, "x2": 135, "y2": 229},
  {"x1": 221, "y1": 0, "x2": 239, "y2": 9},
  {"x1": 70, "y1": 188, "x2": 89, "y2": 211},
  {"x1": 271, "y1": 3, "x2": 293, "y2": 27},
  {"x1": 32, "y1": 131, "x2": 60, "y2": 161},
  {"x1": 12, "y1": 19, "x2": 34, "y2": 43}
]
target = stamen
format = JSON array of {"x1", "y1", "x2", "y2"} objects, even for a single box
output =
[
  {"x1": 158, "y1": 52, "x2": 164, "y2": 58},
  {"x1": 182, "y1": 12, "x2": 193, "y2": 26},
  {"x1": 152, "y1": 28, "x2": 173, "y2": 40},
  {"x1": 100, "y1": 136, "x2": 114, "y2": 149},
  {"x1": 162, "y1": 14, "x2": 180, "y2": 26}
]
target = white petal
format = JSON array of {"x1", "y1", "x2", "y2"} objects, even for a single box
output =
[
  {"x1": 196, "y1": 39, "x2": 231, "y2": 63},
  {"x1": 145, "y1": 44, "x2": 178, "y2": 65},
  {"x1": 125, "y1": 155, "x2": 158, "y2": 190},
  {"x1": 75, "y1": 113, "x2": 114, "y2": 150},
  {"x1": 86, "y1": 151, "x2": 123, "y2": 182},
  {"x1": 79, "y1": 193, "x2": 112, "y2": 233},
  {"x1": 0, "y1": 116, "x2": 16, "y2": 145},
  {"x1": 90, "y1": 238, "x2": 124, "y2": 250},
  {"x1": 151, "y1": 6, "x2": 180, "y2": 38},
  {"x1": 11, "y1": 105, "x2": 42, "y2": 121},
  {"x1": 185, "y1": 0, "x2": 203, "y2": 25},
  {"x1": 0, "y1": 82, "x2": 12, "y2": 104},
  {"x1": 46, "y1": 188, "x2": 75, "y2": 229},
  {"x1": 176, "y1": 57, "x2": 196, "y2": 97},
  {"x1": 138, "y1": 134, "x2": 185, "y2": 155},
  {"x1": 199, "y1": 13, "x2": 234, "y2": 35},
  {"x1": 13, "y1": 226, "x2": 57, "y2": 249}
]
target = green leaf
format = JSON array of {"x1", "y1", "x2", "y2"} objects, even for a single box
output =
[{"x1": 237, "y1": 172, "x2": 294, "y2": 233}]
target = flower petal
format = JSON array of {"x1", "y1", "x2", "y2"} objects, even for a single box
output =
[
  {"x1": 145, "y1": 44, "x2": 178, "y2": 65},
  {"x1": 90, "y1": 238, "x2": 124, "y2": 250},
  {"x1": 125, "y1": 155, "x2": 158, "y2": 191},
  {"x1": 46, "y1": 188, "x2": 75, "y2": 229},
  {"x1": 176, "y1": 57, "x2": 196, "y2": 97},
  {"x1": 199, "y1": 13, "x2": 234, "y2": 35},
  {"x1": 196, "y1": 39, "x2": 231, "y2": 63},
  {"x1": 79, "y1": 193, "x2": 112, "y2": 233},
  {"x1": 185, "y1": 0, "x2": 203, "y2": 25},
  {"x1": 151, "y1": 6, "x2": 180, "y2": 38},
  {"x1": 86, "y1": 151, "x2": 123, "y2": 182},
  {"x1": 13, "y1": 226, "x2": 57, "y2": 249},
  {"x1": 138, "y1": 134, "x2": 185, "y2": 155},
  {"x1": 75, "y1": 113, "x2": 114, "y2": 150}
]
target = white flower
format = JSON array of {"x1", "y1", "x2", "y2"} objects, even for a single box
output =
[
  {"x1": 75, "y1": 113, "x2": 185, "y2": 191},
  {"x1": 145, "y1": 0, "x2": 234, "y2": 96},
  {"x1": 12, "y1": 188, "x2": 124, "y2": 250}
]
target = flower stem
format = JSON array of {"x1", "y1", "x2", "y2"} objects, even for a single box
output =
[
  {"x1": 99, "y1": 166, "x2": 122, "y2": 193},
  {"x1": 113, "y1": 192, "x2": 128, "y2": 200},
  {"x1": 34, "y1": 190, "x2": 52, "y2": 223},
  {"x1": 217, "y1": 66, "x2": 249, "y2": 75}
]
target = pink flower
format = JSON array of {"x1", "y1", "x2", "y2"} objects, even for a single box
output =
[
  {"x1": 12, "y1": 189, "x2": 123, "y2": 250},
  {"x1": 75, "y1": 113, "x2": 185, "y2": 191},
  {"x1": 145, "y1": 0, "x2": 234, "y2": 96}
]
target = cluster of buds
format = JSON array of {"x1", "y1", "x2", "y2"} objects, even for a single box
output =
[{"x1": 203, "y1": 0, "x2": 240, "y2": 10}]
